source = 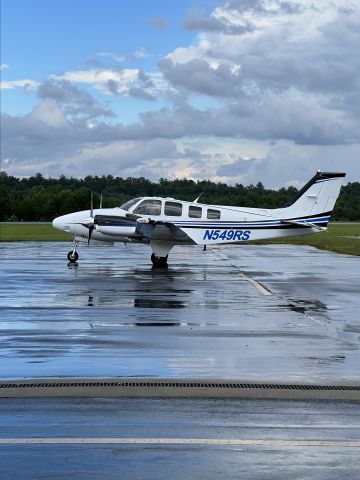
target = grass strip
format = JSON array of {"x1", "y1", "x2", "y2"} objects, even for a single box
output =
[
  {"x1": 252, "y1": 223, "x2": 360, "y2": 256},
  {"x1": 0, "y1": 223, "x2": 72, "y2": 242}
]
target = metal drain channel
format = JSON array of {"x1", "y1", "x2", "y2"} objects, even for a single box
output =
[{"x1": 1, "y1": 378, "x2": 359, "y2": 400}]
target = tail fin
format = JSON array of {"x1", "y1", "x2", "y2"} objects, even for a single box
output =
[{"x1": 282, "y1": 171, "x2": 346, "y2": 221}]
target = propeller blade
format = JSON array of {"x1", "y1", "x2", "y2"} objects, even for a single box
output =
[
  {"x1": 88, "y1": 223, "x2": 94, "y2": 246},
  {"x1": 99, "y1": 193, "x2": 103, "y2": 210}
]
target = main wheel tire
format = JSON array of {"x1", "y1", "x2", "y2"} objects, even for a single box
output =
[
  {"x1": 151, "y1": 253, "x2": 168, "y2": 268},
  {"x1": 67, "y1": 251, "x2": 79, "y2": 262}
]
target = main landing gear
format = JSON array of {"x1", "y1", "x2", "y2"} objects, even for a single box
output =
[
  {"x1": 150, "y1": 240, "x2": 173, "y2": 269},
  {"x1": 151, "y1": 253, "x2": 168, "y2": 268}
]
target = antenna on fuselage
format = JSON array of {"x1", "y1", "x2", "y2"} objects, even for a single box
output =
[
  {"x1": 90, "y1": 191, "x2": 94, "y2": 218},
  {"x1": 193, "y1": 192, "x2": 203, "y2": 203},
  {"x1": 87, "y1": 192, "x2": 95, "y2": 246}
]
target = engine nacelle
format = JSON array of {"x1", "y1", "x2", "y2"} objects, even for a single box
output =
[{"x1": 96, "y1": 225, "x2": 137, "y2": 237}]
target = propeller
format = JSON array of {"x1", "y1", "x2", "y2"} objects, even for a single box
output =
[
  {"x1": 87, "y1": 192, "x2": 104, "y2": 245},
  {"x1": 83, "y1": 193, "x2": 141, "y2": 243}
]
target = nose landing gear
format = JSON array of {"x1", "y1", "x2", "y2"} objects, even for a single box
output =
[
  {"x1": 67, "y1": 240, "x2": 79, "y2": 263},
  {"x1": 67, "y1": 251, "x2": 79, "y2": 262}
]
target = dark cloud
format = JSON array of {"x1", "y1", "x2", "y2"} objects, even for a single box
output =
[
  {"x1": 246, "y1": 141, "x2": 360, "y2": 188},
  {"x1": 165, "y1": 2, "x2": 360, "y2": 148},
  {"x1": 2, "y1": 102, "x2": 359, "y2": 182},
  {"x1": 106, "y1": 79, "x2": 120, "y2": 95},
  {"x1": 105, "y1": 70, "x2": 155, "y2": 99},
  {"x1": 227, "y1": 0, "x2": 302, "y2": 15},
  {"x1": 127, "y1": 87, "x2": 155, "y2": 100},
  {"x1": 3, "y1": 87, "x2": 358, "y2": 177},
  {"x1": 75, "y1": 138, "x2": 178, "y2": 176},
  {"x1": 137, "y1": 69, "x2": 154, "y2": 88},
  {"x1": 159, "y1": 58, "x2": 246, "y2": 98},
  {"x1": 1, "y1": 113, "x2": 77, "y2": 162},
  {"x1": 235, "y1": 12, "x2": 360, "y2": 99},
  {"x1": 38, "y1": 79, "x2": 115, "y2": 119},
  {"x1": 128, "y1": 70, "x2": 155, "y2": 100},
  {"x1": 217, "y1": 157, "x2": 255, "y2": 176}
]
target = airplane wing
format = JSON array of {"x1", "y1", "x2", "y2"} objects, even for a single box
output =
[
  {"x1": 135, "y1": 220, "x2": 195, "y2": 244},
  {"x1": 84, "y1": 214, "x2": 195, "y2": 244}
]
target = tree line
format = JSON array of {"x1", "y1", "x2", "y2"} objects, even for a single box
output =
[{"x1": 0, "y1": 171, "x2": 359, "y2": 222}]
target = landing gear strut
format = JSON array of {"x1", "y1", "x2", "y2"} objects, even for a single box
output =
[
  {"x1": 67, "y1": 240, "x2": 79, "y2": 263},
  {"x1": 151, "y1": 253, "x2": 168, "y2": 268}
]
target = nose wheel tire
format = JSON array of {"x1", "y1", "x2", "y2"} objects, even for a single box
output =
[
  {"x1": 67, "y1": 251, "x2": 79, "y2": 263},
  {"x1": 151, "y1": 253, "x2": 168, "y2": 268}
]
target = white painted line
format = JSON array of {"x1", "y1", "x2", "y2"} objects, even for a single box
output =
[
  {"x1": 238, "y1": 273, "x2": 272, "y2": 296},
  {"x1": 0, "y1": 438, "x2": 359, "y2": 447},
  {"x1": 210, "y1": 251, "x2": 272, "y2": 296}
]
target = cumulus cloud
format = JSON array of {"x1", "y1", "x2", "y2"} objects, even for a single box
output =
[
  {"x1": 30, "y1": 99, "x2": 68, "y2": 128},
  {"x1": 134, "y1": 47, "x2": 150, "y2": 59},
  {"x1": 38, "y1": 79, "x2": 116, "y2": 119},
  {"x1": 2, "y1": 0, "x2": 360, "y2": 185},
  {"x1": 165, "y1": 0, "x2": 360, "y2": 143},
  {"x1": 227, "y1": 0, "x2": 302, "y2": 15},
  {"x1": 182, "y1": 6, "x2": 255, "y2": 34},
  {"x1": 51, "y1": 67, "x2": 162, "y2": 99},
  {"x1": 51, "y1": 68, "x2": 138, "y2": 96},
  {"x1": 159, "y1": 58, "x2": 246, "y2": 98},
  {"x1": 249, "y1": 141, "x2": 360, "y2": 188},
  {"x1": 217, "y1": 157, "x2": 256, "y2": 176},
  {"x1": 96, "y1": 52, "x2": 126, "y2": 63},
  {"x1": 0, "y1": 79, "x2": 39, "y2": 90}
]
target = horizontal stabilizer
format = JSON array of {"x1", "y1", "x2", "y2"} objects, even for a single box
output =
[{"x1": 280, "y1": 219, "x2": 327, "y2": 231}]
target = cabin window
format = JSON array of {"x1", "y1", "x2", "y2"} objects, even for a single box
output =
[
  {"x1": 165, "y1": 201, "x2": 182, "y2": 216},
  {"x1": 207, "y1": 208, "x2": 221, "y2": 220},
  {"x1": 189, "y1": 206, "x2": 202, "y2": 218},
  {"x1": 133, "y1": 199, "x2": 162, "y2": 216},
  {"x1": 119, "y1": 198, "x2": 142, "y2": 211}
]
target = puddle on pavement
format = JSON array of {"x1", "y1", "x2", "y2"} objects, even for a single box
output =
[
  {"x1": 281, "y1": 298, "x2": 328, "y2": 315},
  {"x1": 306, "y1": 354, "x2": 346, "y2": 367}
]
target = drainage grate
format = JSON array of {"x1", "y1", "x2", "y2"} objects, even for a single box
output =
[{"x1": 0, "y1": 380, "x2": 359, "y2": 391}]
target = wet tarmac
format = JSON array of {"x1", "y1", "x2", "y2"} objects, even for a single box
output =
[
  {"x1": 0, "y1": 242, "x2": 359, "y2": 382},
  {"x1": 1, "y1": 242, "x2": 360, "y2": 478},
  {"x1": 0, "y1": 397, "x2": 359, "y2": 480}
]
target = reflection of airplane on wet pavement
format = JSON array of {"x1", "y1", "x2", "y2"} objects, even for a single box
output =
[{"x1": 53, "y1": 171, "x2": 345, "y2": 268}]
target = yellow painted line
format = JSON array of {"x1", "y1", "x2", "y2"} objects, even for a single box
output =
[
  {"x1": 0, "y1": 438, "x2": 359, "y2": 447},
  {"x1": 238, "y1": 273, "x2": 272, "y2": 296}
]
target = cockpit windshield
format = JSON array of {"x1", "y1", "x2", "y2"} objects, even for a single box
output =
[{"x1": 119, "y1": 197, "x2": 142, "y2": 211}]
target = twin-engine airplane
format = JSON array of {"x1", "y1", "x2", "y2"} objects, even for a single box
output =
[{"x1": 53, "y1": 171, "x2": 345, "y2": 267}]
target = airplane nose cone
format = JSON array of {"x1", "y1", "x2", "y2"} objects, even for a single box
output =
[
  {"x1": 52, "y1": 217, "x2": 63, "y2": 231},
  {"x1": 53, "y1": 215, "x2": 71, "y2": 232}
]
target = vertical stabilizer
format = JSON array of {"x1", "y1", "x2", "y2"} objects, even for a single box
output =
[{"x1": 282, "y1": 171, "x2": 346, "y2": 219}]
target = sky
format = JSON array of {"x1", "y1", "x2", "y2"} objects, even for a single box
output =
[{"x1": 1, "y1": 0, "x2": 359, "y2": 188}]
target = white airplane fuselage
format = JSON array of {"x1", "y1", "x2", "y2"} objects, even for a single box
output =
[{"x1": 52, "y1": 171, "x2": 345, "y2": 266}]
